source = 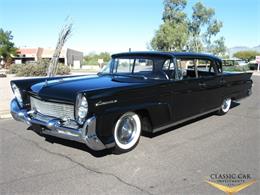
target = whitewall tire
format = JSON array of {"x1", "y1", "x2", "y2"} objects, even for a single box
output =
[
  {"x1": 218, "y1": 98, "x2": 232, "y2": 115},
  {"x1": 113, "y1": 112, "x2": 141, "y2": 153}
]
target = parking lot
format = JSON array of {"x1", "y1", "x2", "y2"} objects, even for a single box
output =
[{"x1": 0, "y1": 76, "x2": 259, "y2": 195}]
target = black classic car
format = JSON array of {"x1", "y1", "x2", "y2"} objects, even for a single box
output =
[{"x1": 10, "y1": 52, "x2": 253, "y2": 153}]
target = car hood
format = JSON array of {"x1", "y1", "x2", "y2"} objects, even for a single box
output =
[{"x1": 30, "y1": 75, "x2": 147, "y2": 103}]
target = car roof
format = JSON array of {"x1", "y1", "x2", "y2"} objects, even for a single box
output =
[{"x1": 112, "y1": 51, "x2": 222, "y2": 62}]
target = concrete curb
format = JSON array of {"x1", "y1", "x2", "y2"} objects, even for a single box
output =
[
  {"x1": 253, "y1": 72, "x2": 260, "y2": 76},
  {"x1": 0, "y1": 114, "x2": 12, "y2": 119}
]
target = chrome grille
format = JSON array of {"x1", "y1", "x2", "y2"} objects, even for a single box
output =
[{"x1": 30, "y1": 97, "x2": 74, "y2": 120}]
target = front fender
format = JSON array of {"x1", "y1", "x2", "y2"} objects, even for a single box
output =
[{"x1": 96, "y1": 101, "x2": 172, "y2": 142}]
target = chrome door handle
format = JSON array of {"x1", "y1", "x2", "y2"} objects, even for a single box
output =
[{"x1": 199, "y1": 82, "x2": 207, "y2": 87}]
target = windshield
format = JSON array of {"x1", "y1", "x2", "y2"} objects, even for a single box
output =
[
  {"x1": 100, "y1": 58, "x2": 153, "y2": 74},
  {"x1": 99, "y1": 56, "x2": 173, "y2": 81}
]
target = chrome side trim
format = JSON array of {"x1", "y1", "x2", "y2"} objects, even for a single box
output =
[
  {"x1": 153, "y1": 107, "x2": 220, "y2": 133},
  {"x1": 10, "y1": 98, "x2": 113, "y2": 151},
  {"x1": 95, "y1": 100, "x2": 117, "y2": 107}
]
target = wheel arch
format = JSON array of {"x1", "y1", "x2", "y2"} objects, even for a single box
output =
[
  {"x1": 134, "y1": 109, "x2": 153, "y2": 133},
  {"x1": 96, "y1": 102, "x2": 172, "y2": 139}
]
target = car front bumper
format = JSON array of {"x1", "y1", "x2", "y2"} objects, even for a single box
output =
[{"x1": 10, "y1": 98, "x2": 114, "y2": 151}]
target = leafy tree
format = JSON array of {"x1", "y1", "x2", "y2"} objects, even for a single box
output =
[
  {"x1": 150, "y1": 1, "x2": 226, "y2": 56},
  {"x1": 151, "y1": 21, "x2": 189, "y2": 51},
  {"x1": 162, "y1": 0, "x2": 187, "y2": 23},
  {"x1": 99, "y1": 52, "x2": 111, "y2": 62},
  {"x1": 204, "y1": 19, "x2": 223, "y2": 49},
  {"x1": 150, "y1": 0, "x2": 189, "y2": 51},
  {"x1": 211, "y1": 37, "x2": 227, "y2": 57},
  {"x1": 188, "y1": 2, "x2": 223, "y2": 53},
  {"x1": 233, "y1": 50, "x2": 260, "y2": 61},
  {"x1": 84, "y1": 52, "x2": 111, "y2": 65},
  {"x1": 0, "y1": 28, "x2": 17, "y2": 68}
]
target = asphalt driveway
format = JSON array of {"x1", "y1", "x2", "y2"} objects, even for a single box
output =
[{"x1": 0, "y1": 76, "x2": 259, "y2": 195}]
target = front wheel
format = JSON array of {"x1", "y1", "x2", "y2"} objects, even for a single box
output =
[
  {"x1": 217, "y1": 98, "x2": 232, "y2": 115},
  {"x1": 113, "y1": 112, "x2": 141, "y2": 154}
]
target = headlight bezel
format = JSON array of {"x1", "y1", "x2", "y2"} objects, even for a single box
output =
[
  {"x1": 75, "y1": 93, "x2": 88, "y2": 125},
  {"x1": 11, "y1": 83, "x2": 23, "y2": 107}
]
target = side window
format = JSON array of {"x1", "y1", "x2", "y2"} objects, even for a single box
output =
[
  {"x1": 196, "y1": 60, "x2": 211, "y2": 71},
  {"x1": 215, "y1": 60, "x2": 222, "y2": 73},
  {"x1": 196, "y1": 59, "x2": 217, "y2": 75},
  {"x1": 176, "y1": 59, "x2": 196, "y2": 79},
  {"x1": 176, "y1": 58, "x2": 218, "y2": 80},
  {"x1": 163, "y1": 59, "x2": 174, "y2": 70},
  {"x1": 114, "y1": 58, "x2": 134, "y2": 73},
  {"x1": 162, "y1": 59, "x2": 170, "y2": 70},
  {"x1": 134, "y1": 59, "x2": 153, "y2": 73}
]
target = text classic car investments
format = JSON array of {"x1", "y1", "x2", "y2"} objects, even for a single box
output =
[{"x1": 10, "y1": 52, "x2": 253, "y2": 153}]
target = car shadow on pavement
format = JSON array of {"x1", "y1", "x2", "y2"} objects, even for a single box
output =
[
  {"x1": 27, "y1": 126, "x2": 112, "y2": 157},
  {"x1": 44, "y1": 135, "x2": 113, "y2": 157},
  {"x1": 230, "y1": 101, "x2": 240, "y2": 109},
  {"x1": 142, "y1": 101, "x2": 240, "y2": 138}
]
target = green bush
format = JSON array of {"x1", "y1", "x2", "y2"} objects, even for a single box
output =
[
  {"x1": 8, "y1": 60, "x2": 70, "y2": 76},
  {"x1": 83, "y1": 52, "x2": 110, "y2": 65},
  {"x1": 223, "y1": 65, "x2": 250, "y2": 72}
]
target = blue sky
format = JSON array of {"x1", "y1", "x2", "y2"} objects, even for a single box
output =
[{"x1": 0, "y1": 0, "x2": 259, "y2": 54}]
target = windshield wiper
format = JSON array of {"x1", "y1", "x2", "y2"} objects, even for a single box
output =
[
  {"x1": 98, "y1": 72, "x2": 148, "y2": 80},
  {"x1": 112, "y1": 73, "x2": 148, "y2": 80}
]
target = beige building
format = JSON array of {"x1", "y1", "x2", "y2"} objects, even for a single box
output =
[{"x1": 15, "y1": 47, "x2": 83, "y2": 68}]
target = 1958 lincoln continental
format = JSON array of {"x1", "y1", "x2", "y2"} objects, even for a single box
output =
[{"x1": 10, "y1": 52, "x2": 253, "y2": 153}]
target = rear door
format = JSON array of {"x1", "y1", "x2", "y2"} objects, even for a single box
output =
[{"x1": 171, "y1": 57, "x2": 222, "y2": 122}]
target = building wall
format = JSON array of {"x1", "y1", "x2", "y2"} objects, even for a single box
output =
[
  {"x1": 66, "y1": 48, "x2": 83, "y2": 67},
  {"x1": 15, "y1": 47, "x2": 83, "y2": 66}
]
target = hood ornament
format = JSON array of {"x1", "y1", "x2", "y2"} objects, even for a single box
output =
[{"x1": 44, "y1": 79, "x2": 48, "y2": 87}]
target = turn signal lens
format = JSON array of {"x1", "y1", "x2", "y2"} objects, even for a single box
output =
[{"x1": 11, "y1": 83, "x2": 23, "y2": 107}]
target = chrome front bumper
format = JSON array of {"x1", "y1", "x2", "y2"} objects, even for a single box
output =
[{"x1": 10, "y1": 99, "x2": 113, "y2": 151}]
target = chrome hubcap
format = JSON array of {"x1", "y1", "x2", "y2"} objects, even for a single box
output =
[
  {"x1": 114, "y1": 112, "x2": 141, "y2": 150},
  {"x1": 117, "y1": 117, "x2": 137, "y2": 144},
  {"x1": 222, "y1": 98, "x2": 231, "y2": 112},
  {"x1": 223, "y1": 101, "x2": 228, "y2": 109}
]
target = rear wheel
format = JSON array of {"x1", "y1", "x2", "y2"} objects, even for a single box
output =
[
  {"x1": 113, "y1": 112, "x2": 141, "y2": 154},
  {"x1": 218, "y1": 98, "x2": 232, "y2": 115}
]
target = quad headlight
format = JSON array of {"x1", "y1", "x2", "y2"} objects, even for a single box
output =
[
  {"x1": 75, "y1": 93, "x2": 88, "y2": 124},
  {"x1": 11, "y1": 83, "x2": 23, "y2": 107}
]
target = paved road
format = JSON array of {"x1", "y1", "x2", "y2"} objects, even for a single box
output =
[{"x1": 1, "y1": 76, "x2": 259, "y2": 195}]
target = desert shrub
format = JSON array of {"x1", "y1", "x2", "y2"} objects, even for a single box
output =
[
  {"x1": 56, "y1": 64, "x2": 71, "y2": 75},
  {"x1": 16, "y1": 63, "x2": 47, "y2": 76},
  {"x1": 0, "y1": 73, "x2": 7, "y2": 77},
  {"x1": 9, "y1": 60, "x2": 70, "y2": 76},
  {"x1": 7, "y1": 63, "x2": 23, "y2": 74}
]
